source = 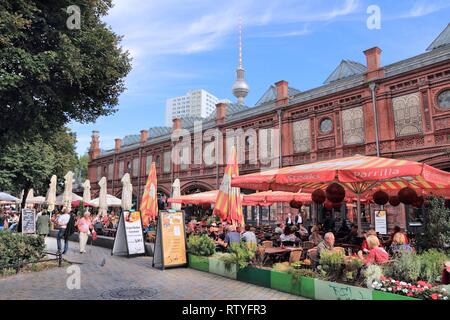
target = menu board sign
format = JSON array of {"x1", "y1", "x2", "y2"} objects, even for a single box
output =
[
  {"x1": 112, "y1": 210, "x2": 146, "y2": 257},
  {"x1": 21, "y1": 209, "x2": 36, "y2": 234},
  {"x1": 374, "y1": 210, "x2": 387, "y2": 235},
  {"x1": 153, "y1": 210, "x2": 187, "y2": 269}
]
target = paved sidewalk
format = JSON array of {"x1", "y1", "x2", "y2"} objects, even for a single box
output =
[{"x1": 0, "y1": 238, "x2": 306, "y2": 300}]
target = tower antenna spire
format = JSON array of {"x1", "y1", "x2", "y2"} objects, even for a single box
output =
[
  {"x1": 238, "y1": 16, "x2": 243, "y2": 68},
  {"x1": 232, "y1": 16, "x2": 249, "y2": 105}
]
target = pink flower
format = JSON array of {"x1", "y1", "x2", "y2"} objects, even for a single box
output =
[
  {"x1": 431, "y1": 293, "x2": 439, "y2": 300},
  {"x1": 407, "y1": 292, "x2": 414, "y2": 297}
]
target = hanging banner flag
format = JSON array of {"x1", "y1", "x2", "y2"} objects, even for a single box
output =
[
  {"x1": 112, "y1": 210, "x2": 146, "y2": 256},
  {"x1": 140, "y1": 162, "x2": 158, "y2": 226},
  {"x1": 153, "y1": 210, "x2": 187, "y2": 270}
]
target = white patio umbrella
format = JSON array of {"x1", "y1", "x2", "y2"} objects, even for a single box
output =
[
  {"x1": 82, "y1": 179, "x2": 91, "y2": 204},
  {"x1": 171, "y1": 178, "x2": 181, "y2": 210},
  {"x1": 62, "y1": 171, "x2": 74, "y2": 211},
  {"x1": 47, "y1": 175, "x2": 57, "y2": 211},
  {"x1": 98, "y1": 177, "x2": 108, "y2": 216},
  {"x1": 121, "y1": 173, "x2": 133, "y2": 211},
  {"x1": 89, "y1": 194, "x2": 122, "y2": 208},
  {"x1": 0, "y1": 192, "x2": 19, "y2": 203},
  {"x1": 27, "y1": 196, "x2": 46, "y2": 205}
]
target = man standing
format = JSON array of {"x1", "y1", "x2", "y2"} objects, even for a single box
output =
[
  {"x1": 56, "y1": 208, "x2": 71, "y2": 254},
  {"x1": 294, "y1": 210, "x2": 303, "y2": 227},
  {"x1": 285, "y1": 213, "x2": 293, "y2": 227}
]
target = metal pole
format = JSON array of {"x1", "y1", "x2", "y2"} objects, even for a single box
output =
[
  {"x1": 369, "y1": 82, "x2": 380, "y2": 157},
  {"x1": 277, "y1": 109, "x2": 282, "y2": 168},
  {"x1": 357, "y1": 194, "x2": 362, "y2": 237}
]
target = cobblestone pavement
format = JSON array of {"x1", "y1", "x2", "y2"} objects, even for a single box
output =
[{"x1": 0, "y1": 238, "x2": 306, "y2": 300}]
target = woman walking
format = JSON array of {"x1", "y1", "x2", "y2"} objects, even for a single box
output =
[
  {"x1": 36, "y1": 205, "x2": 51, "y2": 240},
  {"x1": 77, "y1": 211, "x2": 93, "y2": 254}
]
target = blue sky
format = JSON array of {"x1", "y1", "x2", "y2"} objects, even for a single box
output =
[{"x1": 69, "y1": 0, "x2": 450, "y2": 155}]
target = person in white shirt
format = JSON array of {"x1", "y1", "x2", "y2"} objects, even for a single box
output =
[
  {"x1": 295, "y1": 211, "x2": 303, "y2": 226},
  {"x1": 56, "y1": 208, "x2": 71, "y2": 254},
  {"x1": 241, "y1": 225, "x2": 257, "y2": 248},
  {"x1": 285, "y1": 213, "x2": 293, "y2": 226}
]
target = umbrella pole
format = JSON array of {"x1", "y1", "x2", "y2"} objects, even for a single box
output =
[{"x1": 356, "y1": 193, "x2": 362, "y2": 237}]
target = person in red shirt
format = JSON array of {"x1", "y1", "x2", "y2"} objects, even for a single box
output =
[
  {"x1": 358, "y1": 235, "x2": 389, "y2": 266},
  {"x1": 361, "y1": 229, "x2": 383, "y2": 252}
]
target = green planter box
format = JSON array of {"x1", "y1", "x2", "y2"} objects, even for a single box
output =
[
  {"x1": 314, "y1": 279, "x2": 373, "y2": 300},
  {"x1": 291, "y1": 276, "x2": 315, "y2": 299},
  {"x1": 188, "y1": 254, "x2": 209, "y2": 273},
  {"x1": 270, "y1": 271, "x2": 293, "y2": 293},
  {"x1": 372, "y1": 290, "x2": 420, "y2": 300},
  {"x1": 237, "y1": 266, "x2": 271, "y2": 288},
  {"x1": 208, "y1": 257, "x2": 237, "y2": 279}
]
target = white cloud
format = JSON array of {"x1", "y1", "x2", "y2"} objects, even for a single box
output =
[
  {"x1": 106, "y1": 0, "x2": 360, "y2": 60},
  {"x1": 393, "y1": 0, "x2": 450, "y2": 19}
]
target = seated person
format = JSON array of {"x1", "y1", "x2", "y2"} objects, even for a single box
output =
[
  {"x1": 274, "y1": 223, "x2": 283, "y2": 235},
  {"x1": 298, "y1": 224, "x2": 309, "y2": 238},
  {"x1": 316, "y1": 232, "x2": 335, "y2": 261},
  {"x1": 308, "y1": 226, "x2": 323, "y2": 246},
  {"x1": 361, "y1": 229, "x2": 382, "y2": 252},
  {"x1": 358, "y1": 235, "x2": 389, "y2": 266},
  {"x1": 442, "y1": 261, "x2": 450, "y2": 285},
  {"x1": 338, "y1": 220, "x2": 350, "y2": 235},
  {"x1": 387, "y1": 226, "x2": 409, "y2": 246},
  {"x1": 224, "y1": 225, "x2": 241, "y2": 248},
  {"x1": 241, "y1": 225, "x2": 257, "y2": 249},
  {"x1": 389, "y1": 232, "x2": 413, "y2": 255},
  {"x1": 344, "y1": 224, "x2": 359, "y2": 245},
  {"x1": 280, "y1": 226, "x2": 298, "y2": 245}
]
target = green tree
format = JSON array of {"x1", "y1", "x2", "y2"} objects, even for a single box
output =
[
  {"x1": 76, "y1": 154, "x2": 89, "y2": 182},
  {"x1": 0, "y1": 127, "x2": 79, "y2": 202},
  {"x1": 0, "y1": 138, "x2": 56, "y2": 204},
  {"x1": 416, "y1": 197, "x2": 450, "y2": 252},
  {"x1": 0, "y1": 0, "x2": 131, "y2": 142}
]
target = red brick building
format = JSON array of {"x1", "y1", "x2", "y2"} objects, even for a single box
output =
[{"x1": 88, "y1": 24, "x2": 450, "y2": 232}]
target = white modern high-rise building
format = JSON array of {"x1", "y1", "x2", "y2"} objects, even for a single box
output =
[{"x1": 165, "y1": 89, "x2": 220, "y2": 126}]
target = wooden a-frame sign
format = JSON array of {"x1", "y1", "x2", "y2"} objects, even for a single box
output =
[{"x1": 153, "y1": 210, "x2": 187, "y2": 270}]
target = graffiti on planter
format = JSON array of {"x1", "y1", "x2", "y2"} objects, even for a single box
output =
[{"x1": 328, "y1": 283, "x2": 370, "y2": 300}]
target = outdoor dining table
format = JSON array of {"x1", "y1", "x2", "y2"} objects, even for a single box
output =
[{"x1": 263, "y1": 247, "x2": 302, "y2": 255}]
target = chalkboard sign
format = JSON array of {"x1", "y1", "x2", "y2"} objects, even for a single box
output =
[{"x1": 21, "y1": 208, "x2": 36, "y2": 234}]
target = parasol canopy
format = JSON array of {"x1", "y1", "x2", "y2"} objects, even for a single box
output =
[
  {"x1": 231, "y1": 155, "x2": 450, "y2": 196},
  {"x1": 169, "y1": 190, "x2": 220, "y2": 205},
  {"x1": 26, "y1": 196, "x2": 46, "y2": 204},
  {"x1": 244, "y1": 191, "x2": 312, "y2": 205},
  {"x1": 213, "y1": 146, "x2": 244, "y2": 225},
  {"x1": 47, "y1": 175, "x2": 57, "y2": 211},
  {"x1": 0, "y1": 192, "x2": 19, "y2": 203},
  {"x1": 62, "y1": 171, "x2": 74, "y2": 211},
  {"x1": 121, "y1": 173, "x2": 133, "y2": 211},
  {"x1": 55, "y1": 192, "x2": 82, "y2": 205},
  {"x1": 140, "y1": 162, "x2": 158, "y2": 224},
  {"x1": 82, "y1": 179, "x2": 91, "y2": 204},
  {"x1": 171, "y1": 179, "x2": 181, "y2": 210},
  {"x1": 89, "y1": 194, "x2": 121, "y2": 208},
  {"x1": 98, "y1": 177, "x2": 108, "y2": 216}
]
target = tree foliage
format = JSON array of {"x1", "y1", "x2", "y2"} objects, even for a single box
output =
[
  {"x1": 416, "y1": 197, "x2": 450, "y2": 252},
  {"x1": 0, "y1": 127, "x2": 78, "y2": 196},
  {"x1": 0, "y1": 0, "x2": 131, "y2": 142}
]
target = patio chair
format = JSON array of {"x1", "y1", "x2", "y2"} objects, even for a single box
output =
[
  {"x1": 262, "y1": 240, "x2": 273, "y2": 248},
  {"x1": 289, "y1": 249, "x2": 303, "y2": 263},
  {"x1": 301, "y1": 241, "x2": 315, "y2": 259}
]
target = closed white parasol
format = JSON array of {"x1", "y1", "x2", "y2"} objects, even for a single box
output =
[{"x1": 121, "y1": 173, "x2": 133, "y2": 211}]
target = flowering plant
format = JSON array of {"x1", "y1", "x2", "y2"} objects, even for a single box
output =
[{"x1": 371, "y1": 276, "x2": 448, "y2": 300}]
